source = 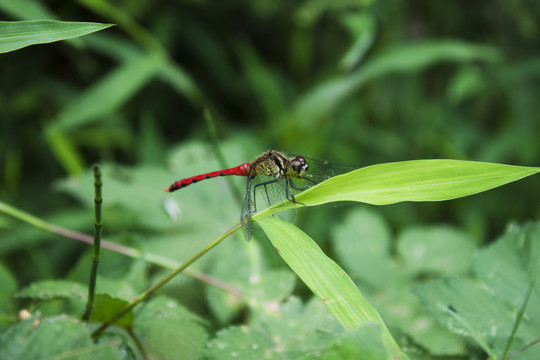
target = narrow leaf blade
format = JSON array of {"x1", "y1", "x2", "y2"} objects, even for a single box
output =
[
  {"x1": 0, "y1": 20, "x2": 113, "y2": 53},
  {"x1": 256, "y1": 216, "x2": 406, "y2": 359},
  {"x1": 298, "y1": 159, "x2": 539, "y2": 206},
  {"x1": 48, "y1": 54, "x2": 158, "y2": 132}
]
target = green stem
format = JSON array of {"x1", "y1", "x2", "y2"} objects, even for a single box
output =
[
  {"x1": 81, "y1": 165, "x2": 103, "y2": 321},
  {"x1": 0, "y1": 201, "x2": 241, "y2": 298},
  {"x1": 91, "y1": 223, "x2": 240, "y2": 340},
  {"x1": 438, "y1": 303, "x2": 497, "y2": 359},
  {"x1": 203, "y1": 108, "x2": 244, "y2": 207},
  {"x1": 502, "y1": 278, "x2": 537, "y2": 359}
]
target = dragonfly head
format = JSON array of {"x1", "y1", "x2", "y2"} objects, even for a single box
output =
[{"x1": 288, "y1": 156, "x2": 309, "y2": 178}]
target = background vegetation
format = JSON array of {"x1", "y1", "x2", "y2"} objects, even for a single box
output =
[{"x1": 1, "y1": 0, "x2": 540, "y2": 359}]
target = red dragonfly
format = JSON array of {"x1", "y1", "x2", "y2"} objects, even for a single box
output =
[{"x1": 165, "y1": 150, "x2": 350, "y2": 241}]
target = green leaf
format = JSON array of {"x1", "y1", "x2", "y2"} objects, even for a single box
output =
[
  {"x1": 0, "y1": 0, "x2": 57, "y2": 20},
  {"x1": 331, "y1": 208, "x2": 402, "y2": 287},
  {"x1": 256, "y1": 216, "x2": 406, "y2": 359},
  {"x1": 291, "y1": 40, "x2": 502, "y2": 125},
  {"x1": 414, "y1": 223, "x2": 540, "y2": 358},
  {"x1": 207, "y1": 296, "x2": 392, "y2": 360},
  {"x1": 414, "y1": 278, "x2": 514, "y2": 348},
  {"x1": 0, "y1": 264, "x2": 17, "y2": 325},
  {"x1": 15, "y1": 280, "x2": 87, "y2": 315},
  {"x1": 16, "y1": 280, "x2": 86, "y2": 301},
  {"x1": 257, "y1": 160, "x2": 538, "y2": 219},
  {"x1": 0, "y1": 20, "x2": 113, "y2": 53},
  {"x1": 206, "y1": 237, "x2": 296, "y2": 324},
  {"x1": 311, "y1": 325, "x2": 393, "y2": 360},
  {"x1": 397, "y1": 226, "x2": 476, "y2": 276},
  {"x1": 47, "y1": 54, "x2": 158, "y2": 133},
  {"x1": 88, "y1": 294, "x2": 134, "y2": 328},
  {"x1": 135, "y1": 296, "x2": 207, "y2": 360},
  {"x1": 473, "y1": 223, "x2": 540, "y2": 333},
  {"x1": 339, "y1": 13, "x2": 375, "y2": 71},
  {"x1": 331, "y1": 209, "x2": 467, "y2": 356},
  {"x1": 0, "y1": 314, "x2": 124, "y2": 359}
]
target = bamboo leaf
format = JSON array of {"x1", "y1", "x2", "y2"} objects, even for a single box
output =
[
  {"x1": 256, "y1": 216, "x2": 407, "y2": 359},
  {"x1": 257, "y1": 160, "x2": 539, "y2": 218},
  {"x1": 0, "y1": 20, "x2": 113, "y2": 53}
]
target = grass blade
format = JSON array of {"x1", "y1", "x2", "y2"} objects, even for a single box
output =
[
  {"x1": 258, "y1": 160, "x2": 539, "y2": 218},
  {"x1": 257, "y1": 216, "x2": 408, "y2": 359},
  {"x1": 0, "y1": 20, "x2": 113, "y2": 53}
]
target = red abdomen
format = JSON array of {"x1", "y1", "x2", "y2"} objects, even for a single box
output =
[{"x1": 165, "y1": 162, "x2": 251, "y2": 192}]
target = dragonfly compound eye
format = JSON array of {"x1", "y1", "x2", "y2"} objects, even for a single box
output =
[{"x1": 289, "y1": 156, "x2": 309, "y2": 177}]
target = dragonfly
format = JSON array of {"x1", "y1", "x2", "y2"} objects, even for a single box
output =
[{"x1": 165, "y1": 150, "x2": 351, "y2": 241}]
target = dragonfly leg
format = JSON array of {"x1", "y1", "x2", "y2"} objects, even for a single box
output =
[
  {"x1": 288, "y1": 178, "x2": 314, "y2": 190},
  {"x1": 252, "y1": 178, "x2": 279, "y2": 212},
  {"x1": 286, "y1": 179, "x2": 309, "y2": 208}
]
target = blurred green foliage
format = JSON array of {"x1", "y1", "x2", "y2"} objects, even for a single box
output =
[{"x1": 1, "y1": 0, "x2": 540, "y2": 358}]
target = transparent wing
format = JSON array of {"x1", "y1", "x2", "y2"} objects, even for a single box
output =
[
  {"x1": 256, "y1": 176, "x2": 296, "y2": 223},
  {"x1": 282, "y1": 151, "x2": 356, "y2": 185},
  {"x1": 241, "y1": 174, "x2": 298, "y2": 241},
  {"x1": 241, "y1": 178, "x2": 255, "y2": 241}
]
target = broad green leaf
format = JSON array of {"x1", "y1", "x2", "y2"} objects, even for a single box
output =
[
  {"x1": 397, "y1": 226, "x2": 476, "y2": 275},
  {"x1": 310, "y1": 325, "x2": 392, "y2": 360},
  {"x1": 15, "y1": 280, "x2": 86, "y2": 301},
  {"x1": 207, "y1": 325, "x2": 275, "y2": 360},
  {"x1": 331, "y1": 209, "x2": 467, "y2": 356},
  {"x1": 206, "y1": 238, "x2": 296, "y2": 324},
  {"x1": 414, "y1": 278, "x2": 518, "y2": 341},
  {"x1": 415, "y1": 223, "x2": 540, "y2": 358},
  {"x1": 0, "y1": 20, "x2": 113, "y2": 53},
  {"x1": 15, "y1": 280, "x2": 87, "y2": 314},
  {"x1": 89, "y1": 294, "x2": 134, "y2": 328},
  {"x1": 473, "y1": 223, "x2": 540, "y2": 331},
  {"x1": 0, "y1": 264, "x2": 17, "y2": 325},
  {"x1": 0, "y1": 314, "x2": 123, "y2": 359},
  {"x1": 258, "y1": 160, "x2": 538, "y2": 218},
  {"x1": 256, "y1": 216, "x2": 407, "y2": 359},
  {"x1": 207, "y1": 296, "x2": 392, "y2": 360},
  {"x1": 331, "y1": 208, "x2": 401, "y2": 287},
  {"x1": 135, "y1": 296, "x2": 207, "y2": 360}
]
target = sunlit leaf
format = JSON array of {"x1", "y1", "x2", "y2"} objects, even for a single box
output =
[
  {"x1": 257, "y1": 160, "x2": 538, "y2": 219},
  {"x1": 256, "y1": 216, "x2": 407, "y2": 359}
]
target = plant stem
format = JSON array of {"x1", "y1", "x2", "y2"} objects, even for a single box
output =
[
  {"x1": 81, "y1": 165, "x2": 103, "y2": 321},
  {"x1": 0, "y1": 201, "x2": 241, "y2": 298},
  {"x1": 91, "y1": 223, "x2": 241, "y2": 340},
  {"x1": 438, "y1": 303, "x2": 497, "y2": 359},
  {"x1": 502, "y1": 278, "x2": 537, "y2": 359},
  {"x1": 203, "y1": 107, "x2": 244, "y2": 207}
]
